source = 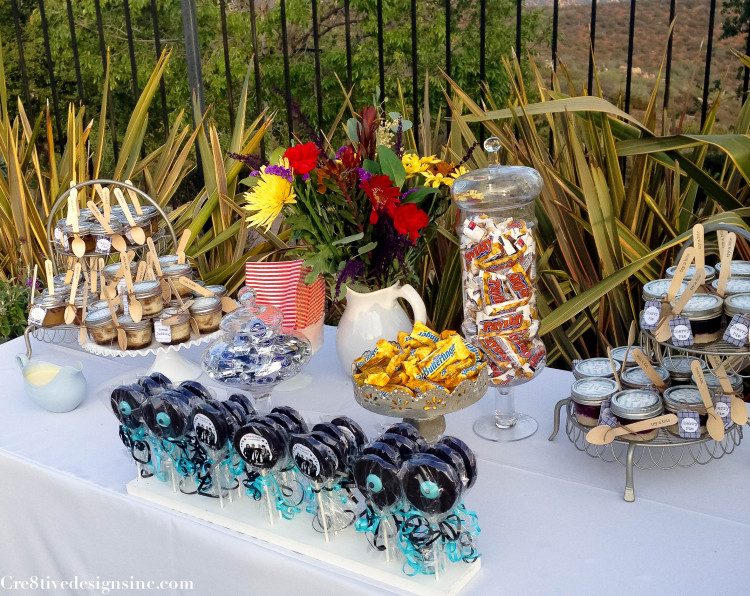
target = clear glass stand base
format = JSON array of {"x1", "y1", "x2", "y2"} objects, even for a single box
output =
[
  {"x1": 473, "y1": 385, "x2": 538, "y2": 442},
  {"x1": 473, "y1": 413, "x2": 538, "y2": 442}
]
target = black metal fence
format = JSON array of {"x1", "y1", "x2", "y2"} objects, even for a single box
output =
[{"x1": 8, "y1": 0, "x2": 750, "y2": 159}]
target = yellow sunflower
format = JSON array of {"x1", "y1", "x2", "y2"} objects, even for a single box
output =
[
  {"x1": 244, "y1": 167, "x2": 297, "y2": 231},
  {"x1": 402, "y1": 153, "x2": 440, "y2": 178}
]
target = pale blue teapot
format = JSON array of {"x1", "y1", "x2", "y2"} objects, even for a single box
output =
[{"x1": 16, "y1": 354, "x2": 87, "y2": 413}]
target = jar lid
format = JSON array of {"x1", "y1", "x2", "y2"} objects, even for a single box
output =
[
  {"x1": 694, "y1": 370, "x2": 743, "y2": 391},
  {"x1": 88, "y1": 300, "x2": 110, "y2": 312},
  {"x1": 681, "y1": 293, "x2": 723, "y2": 318},
  {"x1": 141, "y1": 205, "x2": 157, "y2": 216},
  {"x1": 570, "y1": 377, "x2": 619, "y2": 405},
  {"x1": 609, "y1": 346, "x2": 650, "y2": 366},
  {"x1": 37, "y1": 293, "x2": 67, "y2": 308},
  {"x1": 163, "y1": 264, "x2": 191, "y2": 277},
  {"x1": 190, "y1": 296, "x2": 221, "y2": 315},
  {"x1": 220, "y1": 303, "x2": 282, "y2": 334},
  {"x1": 118, "y1": 314, "x2": 151, "y2": 330},
  {"x1": 91, "y1": 220, "x2": 123, "y2": 234},
  {"x1": 666, "y1": 264, "x2": 715, "y2": 281},
  {"x1": 715, "y1": 260, "x2": 750, "y2": 277},
  {"x1": 85, "y1": 307, "x2": 113, "y2": 327},
  {"x1": 573, "y1": 358, "x2": 619, "y2": 379},
  {"x1": 451, "y1": 139, "x2": 543, "y2": 211},
  {"x1": 158, "y1": 255, "x2": 179, "y2": 267},
  {"x1": 61, "y1": 220, "x2": 92, "y2": 233},
  {"x1": 205, "y1": 284, "x2": 227, "y2": 297},
  {"x1": 160, "y1": 306, "x2": 190, "y2": 324},
  {"x1": 53, "y1": 273, "x2": 81, "y2": 287},
  {"x1": 663, "y1": 385, "x2": 703, "y2": 407},
  {"x1": 133, "y1": 280, "x2": 161, "y2": 298},
  {"x1": 642, "y1": 279, "x2": 686, "y2": 301},
  {"x1": 661, "y1": 356, "x2": 706, "y2": 376},
  {"x1": 724, "y1": 293, "x2": 750, "y2": 316},
  {"x1": 620, "y1": 366, "x2": 669, "y2": 387},
  {"x1": 610, "y1": 390, "x2": 663, "y2": 419},
  {"x1": 42, "y1": 285, "x2": 70, "y2": 298},
  {"x1": 711, "y1": 277, "x2": 750, "y2": 295}
]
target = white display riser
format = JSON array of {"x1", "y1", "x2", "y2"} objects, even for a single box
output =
[{"x1": 127, "y1": 476, "x2": 481, "y2": 596}]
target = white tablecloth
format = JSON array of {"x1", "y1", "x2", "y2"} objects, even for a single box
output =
[{"x1": 1, "y1": 327, "x2": 749, "y2": 595}]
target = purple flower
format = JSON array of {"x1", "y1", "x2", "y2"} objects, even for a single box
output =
[
  {"x1": 264, "y1": 164, "x2": 294, "y2": 182},
  {"x1": 26, "y1": 278, "x2": 41, "y2": 290},
  {"x1": 302, "y1": 173, "x2": 311, "y2": 182},
  {"x1": 401, "y1": 188, "x2": 419, "y2": 200},
  {"x1": 357, "y1": 168, "x2": 372, "y2": 183},
  {"x1": 335, "y1": 146, "x2": 348, "y2": 160},
  {"x1": 228, "y1": 151, "x2": 266, "y2": 171},
  {"x1": 394, "y1": 118, "x2": 404, "y2": 158},
  {"x1": 249, "y1": 170, "x2": 260, "y2": 177},
  {"x1": 335, "y1": 259, "x2": 366, "y2": 298}
]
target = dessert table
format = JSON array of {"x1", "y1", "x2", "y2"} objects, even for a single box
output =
[{"x1": 1, "y1": 327, "x2": 748, "y2": 595}]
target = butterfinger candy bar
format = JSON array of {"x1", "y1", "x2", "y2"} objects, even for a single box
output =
[
  {"x1": 420, "y1": 335, "x2": 472, "y2": 380},
  {"x1": 412, "y1": 346, "x2": 434, "y2": 361},
  {"x1": 406, "y1": 378, "x2": 449, "y2": 396},
  {"x1": 372, "y1": 384, "x2": 415, "y2": 399},
  {"x1": 356, "y1": 339, "x2": 399, "y2": 372},
  {"x1": 363, "y1": 370, "x2": 390, "y2": 387},
  {"x1": 440, "y1": 329, "x2": 459, "y2": 340},
  {"x1": 410, "y1": 321, "x2": 441, "y2": 346},
  {"x1": 402, "y1": 358, "x2": 424, "y2": 380},
  {"x1": 397, "y1": 331, "x2": 419, "y2": 349}
]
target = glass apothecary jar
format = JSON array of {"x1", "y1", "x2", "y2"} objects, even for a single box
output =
[
  {"x1": 201, "y1": 302, "x2": 312, "y2": 397},
  {"x1": 452, "y1": 137, "x2": 545, "y2": 441}
]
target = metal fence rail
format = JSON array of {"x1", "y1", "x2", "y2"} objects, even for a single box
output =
[{"x1": 7, "y1": 0, "x2": 750, "y2": 156}]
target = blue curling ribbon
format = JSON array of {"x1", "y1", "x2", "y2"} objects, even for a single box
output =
[
  {"x1": 355, "y1": 506, "x2": 382, "y2": 534},
  {"x1": 162, "y1": 438, "x2": 196, "y2": 477}
]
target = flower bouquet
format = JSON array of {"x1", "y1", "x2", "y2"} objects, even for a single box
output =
[{"x1": 241, "y1": 106, "x2": 469, "y2": 317}]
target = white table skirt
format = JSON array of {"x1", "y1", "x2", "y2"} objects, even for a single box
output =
[{"x1": 1, "y1": 327, "x2": 749, "y2": 595}]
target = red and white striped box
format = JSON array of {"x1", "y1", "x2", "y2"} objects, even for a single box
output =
[{"x1": 245, "y1": 260, "x2": 326, "y2": 351}]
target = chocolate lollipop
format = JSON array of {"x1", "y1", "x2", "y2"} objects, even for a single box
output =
[
  {"x1": 229, "y1": 393, "x2": 256, "y2": 418},
  {"x1": 221, "y1": 399, "x2": 252, "y2": 427},
  {"x1": 385, "y1": 422, "x2": 427, "y2": 451},
  {"x1": 362, "y1": 441, "x2": 402, "y2": 468},
  {"x1": 402, "y1": 453, "x2": 462, "y2": 517},
  {"x1": 437, "y1": 436, "x2": 478, "y2": 490},
  {"x1": 312, "y1": 423, "x2": 355, "y2": 472},
  {"x1": 233, "y1": 420, "x2": 288, "y2": 470},
  {"x1": 268, "y1": 412, "x2": 305, "y2": 435},
  {"x1": 179, "y1": 380, "x2": 213, "y2": 402},
  {"x1": 424, "y1": 445, "x2": 468, "y2": 491},
  {"x1": 353, "y1": 453, "x2": 403, "y2": 511},
  {"x1": 192, "y1": 403, "x2": 232, "y2": 450},
  {"x1": 148, "y1": 372, "x2": 172, "y2": 388},
  {"x1": 271, "y1": 406, "x2": 308, "y2": 433},
  {"x1": 331, "y1": 416, "x2": 368, "y2": 452},
  {"x1": 138, "y1": 376, "x2": 164, "y2": 397},
  {"x1": 378, "y1": 433, "x2": 419, "y2": 461},
  {"x1": 141, "y1": 394, "x2": 192, "y2": 440},
  {"x1": 110, "y1": 384, "x2": 146, "y2": 429}
]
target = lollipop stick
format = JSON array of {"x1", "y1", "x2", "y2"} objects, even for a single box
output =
[
  {"x1": 170, "y1": 465, "x2": 177, "y2": 493},
  {"x1": 383, "y1": 521, "x2": 390, "y2": 563},
  {"x1": 434, "y1": 542, "x2": 440, "y2": 581},
  {"x1": 263, "y1": 472, "x2": 275, "y2": 525},
  {"x1": 218, "y1": 469, "x2": 224, "y2": 509},
  {"x1": 317, "y1": 490, "x2": 329, "y2": 542}
]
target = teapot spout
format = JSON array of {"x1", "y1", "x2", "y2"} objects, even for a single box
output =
[{"x1": 16, "y1": 353, "x2": 30, "y2": 372}]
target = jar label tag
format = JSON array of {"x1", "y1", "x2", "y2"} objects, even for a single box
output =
[
  {"x1": 54, "y1": 227, "x2": 62, "y2": 242},
  {"x1": 28, "y1": 305, "x2": 47, "y2": 326},
  {"x1": 598, "y1": 399, "x2": 618, "y2": 428},
  {"x1": 714, "y1": 394, "x2": 732, "y2": 424},
  {"x1": 96, "y1": 237, "x2": 112, "y2": 254},
  {"x1": 640, "y1": 300, "x2": 662, "y2": 330},
  {"x1": 723, "y1": 314, "x2": 750, "y2": 347},
  {"x1": 669, "y1": 316, "x2": 693, "y2": 347},
  {"x1": 678, "y1": 410, "x2": 701, "y2": 438},
  {"x1": 154, "y1": 320, "x2": 172, "y2": 343},
  {"x1": 62, "y1": 234, "x2": 70, "y2": 252}
]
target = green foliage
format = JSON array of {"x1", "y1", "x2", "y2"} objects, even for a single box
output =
[
  {"x1": 0, "y1": 0, "x2": 549, "y2": 159},
  {"x1": 721, "y1": 0, "x2": 750, "y2": 38},
  {"x1": 0, "y1": 276, "x2": 31, "y2": 343}
]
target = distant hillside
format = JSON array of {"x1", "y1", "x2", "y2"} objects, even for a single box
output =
[{"x1": 534, "y1": 0, "x2": 747, "y2": 132}]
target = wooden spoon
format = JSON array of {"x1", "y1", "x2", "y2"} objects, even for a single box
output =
[
  {"x1": 124, "y1": 180, "x2": 143, "y2": 215},
  {"x1": 107, "y1": 296, "x2": 127, "y2": 350},
  {"x1": 135, "y1": 261, "x2": 147, "y2": 283},
  {"x1": 64, "y1": 262, "x2": 82, "y2": 324},
  {"x1": 716, "y1": 231, "x2": 736, "y2": 298},
  {"x1": 176, "y1": 230, "x2": 191, "y2": 265},
  {"x1": 607, "y1": 347, "x2": 621, "y2": 391},
  {"x1": 30, "y1": 264, "x2": 38, "y2": 305},
  {"x1": 169, "y1": 279, "x2": 200, "y2": 337},
  {"x1": 114, "y1": 188, "x2": 145, "y2": 245},
  {"x1": 693, "y1": 223, "x2": 705, "y2": 279},
  {"x1": 631, "y1": 348, "x2": 668, "y2": 393},
  {"x1": 44, "y1": 259, "x2": 55, "y2": 295},
  {"x1": 707, "y1": 355, "x2": 748, "y2": 426},
  {"x1": 101, "y1": 186, "x2": 112, "y2": 221},
  {"x1": 147, "y1": 237, "x2": 171, "y2": 301},
  {"x1": 586, "y1": 415, "x2": 677, "y2": 445},
  {"x1": 622, "y1": 320, "x2": 637, "y2": 369},
  {"x1": 691, "y1": 360, "x2": 726, "y2": 442},
  {"x1": 87, "y1": 200, "x2": 127, "y2": 253},
  {"x1": 79, "y1": 278, "x2": 89, "y2": 343},
  {"x1": 69, "y1": 189, "x2": 86, "y2": 257},
  {"x1": 178, "y1": 276, "x2": 237, "y2": 313},
  {"x1": 121, "y1": 252, "x2": 142, "y2": 323},
  {"x1": 64, "y1": 257, "x2": 74, "y2": 285},
  {"x1": 654, "y1": 247, "x2": 696, "y2": 341}
]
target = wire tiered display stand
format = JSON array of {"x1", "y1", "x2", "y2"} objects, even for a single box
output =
[
  {"x1": 25, "y1": 179, "x2": 178, "y2": 359},
  {"x1": 551, "y1": 224, "x2": 748, "y2": 502}
]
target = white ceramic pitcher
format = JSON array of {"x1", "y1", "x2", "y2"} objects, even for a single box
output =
[{"x1": 336, "y1": 282, "x2": 427, "y2": 372}]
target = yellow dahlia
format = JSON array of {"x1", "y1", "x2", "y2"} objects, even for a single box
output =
[{"x1": 244, "y1": 166, "x2": 297, "y2": 231}]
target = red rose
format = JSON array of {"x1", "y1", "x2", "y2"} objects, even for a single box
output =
[
  {"x1": 283, "y1": 142, "x2": 321, "y2": 176},
  {"x1": 361, "y1": 175, "x2": 401, "y2": 224},
  {"x1": 392, "y1": 203, "x2": 429, "y2": 243}
]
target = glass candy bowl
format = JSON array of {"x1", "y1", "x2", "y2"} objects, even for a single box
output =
[{"x1": 201, "y1": 302, "x2": 312, "y2": 396}]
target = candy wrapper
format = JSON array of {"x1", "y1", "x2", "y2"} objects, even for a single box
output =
[
  {"x1": 460, "y1": 215, "x2": 545, "y2": 385},
  {"x1": 352, "y1": 322, "x2": 486, "y2": 398}
]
